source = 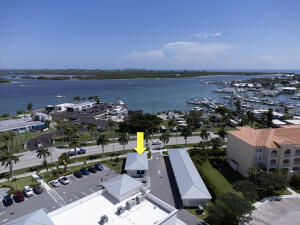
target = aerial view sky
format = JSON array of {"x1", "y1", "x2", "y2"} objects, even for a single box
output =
[{"x1": 0, "y1": 0, "x2": 299, "y2": 70}]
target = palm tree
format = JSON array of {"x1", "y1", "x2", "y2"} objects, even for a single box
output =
[
  {"x1": 108, "y1": 120, "x2": 117, "y2": 154},
  {"x1": 0, "y1": 132, "x2": 10, "y2": 150},
  {"x1": 144, "y1": 130, "x2": 151, "y2": 146},
  {"x1": 200, "y1": 128, "x2": 210, "y2": 141},
  {"x1": 8, "y1": 131, "x2": 16, "y2": 151},
  {"x1": 168, "y1": 118, "x2": 178, "y2": 136},
  {"x1": 118, "y1": 133, "x2": 129, "y2": 154},
  {"x1": 0, "y1": 151, "x2": 19, "y2": 177},
  {"x1": 70, "y1": 137, "x2": 79, "y2": 162},
  {"x1": 209, "y1": 115, "x2": 217, "y2": 127},
  {"x1": 181, "y1": 126, "x2": 192, "y2": 145},
  {"x1": 36, "y1": 147, "x2": 50, "y2": 173},
  {"x1": 97, "y1": 135, "x2": 109, "y2": 158},
  {"x1": 246, "y1": 111, "x2": 255, "y2": 127},
  {"x1": 159, "y1": 132, "x2": 170, "y2": 147},
  {"x1": 58, "y1": 152, "x2": 71, "y2": 172},
  {"x1": 87, "y1": 122, "x2": 97, "y2": 143},
  {"x1": 217, "y1": 128, "x2": 227, "y2": 140}
]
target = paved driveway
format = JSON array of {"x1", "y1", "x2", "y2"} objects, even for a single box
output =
[
  {"x1": 249, "y1": 198, "x2": 300, "y2": 225},
  {"x1": 149, "y1": 152, "x2": 204, "y2": 225}
]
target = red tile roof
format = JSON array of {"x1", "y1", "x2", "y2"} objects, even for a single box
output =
[{"x1": 227, "y1": 126, "x2": 300, "y2": 148}]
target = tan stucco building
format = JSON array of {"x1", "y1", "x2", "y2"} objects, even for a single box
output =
[{"x1": 226, "y1": 125, "x2": 300, "y2": 177}]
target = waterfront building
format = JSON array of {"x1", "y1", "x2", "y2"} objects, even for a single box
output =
[
  {"x1": 227, "y1": 126, "x2": 300, "y2": 176},
  {"x1": 54, "y1": 101, "x2": 95, "y2": 112},
  {"x1": 0, "y1": 118, "x2": 44, "y2": 133}
]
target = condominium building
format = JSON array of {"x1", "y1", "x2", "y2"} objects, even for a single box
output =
[{"x1": 226, "y1": 125, "x2": 300, "y2": 177}]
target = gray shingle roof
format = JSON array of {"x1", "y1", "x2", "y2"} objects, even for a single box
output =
[
  {"x1": 102, "y1": 174, "x2": 142, "y2": 199},
  {"x1": 124, "y1": 152, "x2": 148, "y2": 171},
  {"x1": 4, "y1": 209, "x2": 54, "y2": 225},
  {"x1": 168, "y1": 149, "x2": 212, "y2": 200}
]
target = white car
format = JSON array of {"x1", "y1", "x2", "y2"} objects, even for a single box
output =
[
  {"x1": 58, "y1": 176, "x2": 70, "y2": 185},
  {"x1": 23, "y1": 186, "x2": 34, "y2": 197},
  {"x1": 50, "y1": 180, "x2": 60, "y2": 187},
  {"x1": 152, "y1": 140, "x2": 162, "y2": 145}
]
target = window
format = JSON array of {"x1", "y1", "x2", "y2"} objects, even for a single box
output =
[
  {"x1": 256, "y1": 148, "x2": 262, "y2": 153},
  {"x1": 255, "y1": 157, "x2": 261, "y2": 162}
]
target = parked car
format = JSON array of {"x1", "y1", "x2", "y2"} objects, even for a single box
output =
[
  {"x1": 13, "y1": 191, "x2": 25, "y2": 203},
  {"x1": 80, "y1": 168, "x2": 90, "y2": 175},
  {"x1": 68, "y1": 148, "x2": 87, "y2": 156},
  {"x1": 94, "y1": 163, "x2": 104, "y2": 171},
  {"x1": 88, "y1": 166, "x2": 97, "y2": 173},
  {"x1": 23, "y1": 186, "x2": 34, "y2": 197},
  {"x1": 58, "y1": 176, "x2": 70, "y2": 185},
  {"x1": 152, "y1": 140, "x2": 162, "y2": 145},
  {"x1": 50, "y1": 180, "x2": 60, "y2": 187},
  {"x1": 2, "y1": 195, "x2": 13, "y2": 207},
  {"x1": 74, "y1": 170, "x2": 83, "y2": 178},
  {"x1": 33, "y1": 185, "x2": 43, "y2": 194}
]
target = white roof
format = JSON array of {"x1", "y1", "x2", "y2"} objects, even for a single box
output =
[
  {"x1": 0, "y1": 118, "x2": 43, "y2": 132},
  {"x1": 125, "y1": 152, "x2": 148, "y2": 170},
  {"x1": 102, "y1": 174, "x2": 142, "y2": 199},
  {"x1": 285, "y1": 120, "x2": 300, "y2": 125},
  {"x1": 168, "y1": 149, "x2": 211, "y2": 200},
  {"x1": 5, "y1": 209, "x2": 54, "y2": 225},
  {"x1": 49, "y1": 192, "x2": 170, "y2": 225},
  {"x1": 272, "y1": 119, "x2": 286, "y2": 125}
]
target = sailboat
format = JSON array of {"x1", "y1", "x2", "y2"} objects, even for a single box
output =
[{"x1": 55, "y1": 87, "x2": 65, "y2": 98}]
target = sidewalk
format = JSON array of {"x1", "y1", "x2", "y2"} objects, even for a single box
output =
[{"x1": 0, "y1": 154, "x2": 126, "y2": 183}]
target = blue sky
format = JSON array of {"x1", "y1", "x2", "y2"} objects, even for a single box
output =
[{"x1": 0, "y1": 0, "x2": 300, "y2": 70}]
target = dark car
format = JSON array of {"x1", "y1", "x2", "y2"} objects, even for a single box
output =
[
  {"x1": 13, "y1": 191, "x2": 25, "y2": 203},
  {"x1": 2, "y1": 195, "x2": 13, "y2": 207},
  {"x1": 88, "y1": 166, "x2": 97, "y2": 173},
  {"x1": 94, "y1": 163, "x2": 104, "y2": 171},
  {"x1": 33, "y1": 185, "x2": 43, "y2": 194},
  {"x1": 80, "y1": 168, "x2": 90, "y2": 175},
  {"x1": 74, "y1": 170, "x2": 83, "y2": 178}
]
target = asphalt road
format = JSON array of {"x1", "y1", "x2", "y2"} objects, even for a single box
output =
[
  {"x1": 0, "y1": 166, "x2": 117, "y2": 224},
  {"x1": 149, "y1": 152, "x2": 205, "y2": 225},
  {"x1": 0, "y1": 133, "x2": 219, "y2": 173}
]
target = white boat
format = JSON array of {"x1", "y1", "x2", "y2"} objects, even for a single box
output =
[{"x1": 55, "y1": 87, "x2": 65, "y2": 98}]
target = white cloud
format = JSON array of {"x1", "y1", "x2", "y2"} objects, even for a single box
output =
[
  {"x1": 194, "y1": 33, "x2": 209, "y2": 39},
  {"x1": 194, "y1": 32, "x2": 222, "y2": 39},
  {"x1": 260, "y1": 56, "x2": 275, "y2": 63},
  {"x1": 213, "y1": 32, "x2": 222, "y2": 37},
  {"x1": 127, "y1": 49, "x2": 163, "y2": 59},
  {"x1": 126, "y1": 41, "x2": 237, "y2": 68}
]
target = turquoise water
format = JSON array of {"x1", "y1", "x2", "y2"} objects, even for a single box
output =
[{"x1": 0, "y1": 74, "x2": 298, "y2": 115}]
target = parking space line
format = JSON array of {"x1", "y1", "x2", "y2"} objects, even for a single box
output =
[
  {"x1": 81, "y1": 192, "x2": 87, "y2": 196},
  {"x1": 89, "y1": 188, "x2": 95, "y2": 193},
  {"x1": 73, "y1": 195, "x2": 79, "y2": 200}
]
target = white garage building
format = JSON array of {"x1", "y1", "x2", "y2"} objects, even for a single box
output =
[
  {"x1": 102, "y1": 174, "x2": 142, "y2": 202},
  {"x1": 124, "y1": 152, "x2": 148, "y2": 178},
  {"x1": 168, "y1": 149, "x2": 212, "y2": 207}
]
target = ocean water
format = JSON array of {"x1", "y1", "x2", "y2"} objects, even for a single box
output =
[{"x1": 0, "y1": 74, "x2": 298, "y2": 115}]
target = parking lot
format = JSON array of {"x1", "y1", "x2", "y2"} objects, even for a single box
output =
[
  {"x1": 249, "y1": 197, "x2": 300, "y2": 225},
  {"x1": 0, "y1": 165, "x2": 117, "y2": 224}
]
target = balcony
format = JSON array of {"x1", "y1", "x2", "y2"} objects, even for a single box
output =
[
  {"x1": 283, "y1": 159, "x2": 290, "y2": 167},
  {"x1": 271, "y1": 153, "x2": 277, "y2": 158},
  {"x1": 294, "y1": 159, "x2": 300, "y2": 165},
  {"x1": 295, "y1": 150, "x2": 300, "y2": 157}
]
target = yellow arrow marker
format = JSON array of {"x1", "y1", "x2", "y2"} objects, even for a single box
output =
[{"x1": 134, "y1": 132, "x2": 147, "y2": 155}]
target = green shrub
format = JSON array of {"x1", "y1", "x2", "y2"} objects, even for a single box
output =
[{"x1": 290, "y1": 175, "x2": 300, "y2": 189}]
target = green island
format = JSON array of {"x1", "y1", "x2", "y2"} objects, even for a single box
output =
[
  {"x1": 0, "y1": 69, "x2": 291, "y2": 80},
  {"x1": 0, "y1": 78, "x2": 10, "y2": 83}
]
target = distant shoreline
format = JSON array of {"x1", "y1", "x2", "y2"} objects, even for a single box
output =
[{"x1": 0, "y1": 69, "x2": 295, "y2": 80}]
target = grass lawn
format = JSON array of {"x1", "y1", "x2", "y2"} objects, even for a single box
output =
[
  {"x1": 0, "y1": 176, "x2": 39, "y2": 193},
  {"x1": 0, "y1": 128, "x2": 55, "y2": 153},
  {"x1": 40, "y1": 158, "x2": 126, "y2": 183},
  {"x1": 198, "y1": 161, "x2": 236, "y2": 197},
  {"x1": 184, "y1": 208, "x2": 208, "y2": 220}
]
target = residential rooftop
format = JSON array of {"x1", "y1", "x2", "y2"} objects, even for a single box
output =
[{"x1": 227, "y1": 126, "x2": 300, "y2": 148}]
